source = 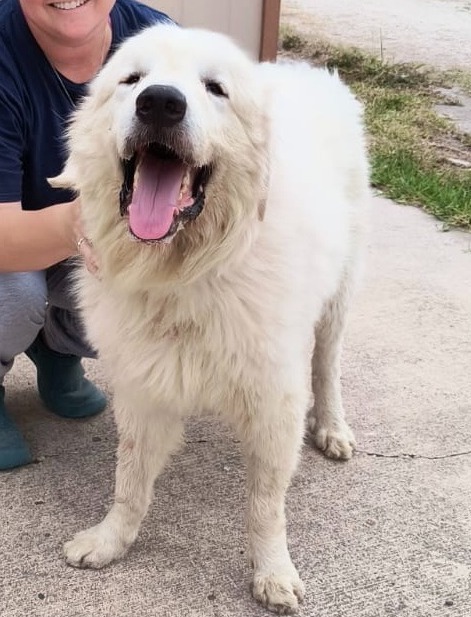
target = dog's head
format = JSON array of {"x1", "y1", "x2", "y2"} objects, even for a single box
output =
[{"x1": 53, "y1": 24, "x2": 270, "y2": 288}]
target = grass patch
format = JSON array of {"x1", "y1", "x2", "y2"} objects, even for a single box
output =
[
  {"x1": 279, "y1": 26, "x2": 471, "y2": 229},
  {"x1": 372, "y1": 150, "x2": 471, "y2": 227}
]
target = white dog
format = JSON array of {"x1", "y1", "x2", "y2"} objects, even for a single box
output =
[{"x1": 53, "y1": 24, "x2": 369, "y2": 614}]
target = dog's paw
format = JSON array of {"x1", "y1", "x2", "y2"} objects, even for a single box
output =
[
  {"x1": 64, "y1": 523, "x2": 128, "y2": 569},
  {"x1": 252, "y1": 568, "x2": 305, "y2": 614},
  {"x1": 308, "y1": 417, "x2": 356, "y2": 460}
]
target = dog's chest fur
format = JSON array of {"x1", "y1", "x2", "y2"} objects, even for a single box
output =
[{"x1": 80, "y1": 255, "x2": 317, "y2": 418}]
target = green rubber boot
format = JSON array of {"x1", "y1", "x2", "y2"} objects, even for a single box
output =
[
  {"x1": 25, "y1": 335, "x2": 107, "y2": 419},
  {"x1": 0, "y1": 385, "x2": 32, "y2": 470}
]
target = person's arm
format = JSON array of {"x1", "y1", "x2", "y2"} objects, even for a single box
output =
[
  {"x1": 0, "y1": 200, "x2": 79, "y2": 272},
  {"x1": 0, "y1": 52, "x2": 82, "y2": 272}
]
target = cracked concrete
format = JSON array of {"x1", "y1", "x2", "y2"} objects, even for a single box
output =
[
  {"x1": 435, "y1": 87, "x2": 471, "y2": 137},
  {"x1": 357, "y1": 450, "x2": 471, "y2": 461}
]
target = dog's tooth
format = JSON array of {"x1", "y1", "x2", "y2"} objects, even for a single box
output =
[
  {"x1": 133, "y1": 169, "x2": 140, "y2": 190},
  {"x1": 179, "y1": 170, "x2": 191, "y2": 200},
  {"x1": 183, "y1": 168, "x2": 191, "y2": 189}
]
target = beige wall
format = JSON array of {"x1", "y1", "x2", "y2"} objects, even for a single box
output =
[{"x1": 142, "y1": 0, "x2": 264, "y2": 59}]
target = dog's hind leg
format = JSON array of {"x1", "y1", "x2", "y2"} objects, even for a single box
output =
[
  {"x1": 237, "y1": 392, "x2": 306, "y2": 614},
  {"x1": 64, "y1": 397, "x2": 183, "y2": 569},
  {"x1": 307, "y1": 270, "x2": 356, "y2": 460}
]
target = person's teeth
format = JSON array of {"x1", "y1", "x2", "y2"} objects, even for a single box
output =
[{"x1": 52, "y1": 0, "x2": 87, "y2": 10}]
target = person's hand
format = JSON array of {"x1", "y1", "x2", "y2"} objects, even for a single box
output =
[
  {"x1": 77, "y1": 236, "x2": 100, "y2": 277},
  {"x1": 72, "y1": 199, "x2": 100, "y2": 277}
]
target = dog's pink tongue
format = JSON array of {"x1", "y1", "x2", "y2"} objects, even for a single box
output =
[{"x1": 128, "y1": 154, "x2": 185, "y2": 240}]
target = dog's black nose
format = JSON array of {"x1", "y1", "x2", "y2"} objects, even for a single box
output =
[{"x1": 135, "y1": 85, "x2": 187, "y2": 127}]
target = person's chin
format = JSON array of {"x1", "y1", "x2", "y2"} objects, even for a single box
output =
[{"x1": 48, "y1": 8, "x2": 101, "y2": 41}]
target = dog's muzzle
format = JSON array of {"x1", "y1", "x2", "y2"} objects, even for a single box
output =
[{"x1": 119, "y1": 85, "x2": 212, "y2": 243}]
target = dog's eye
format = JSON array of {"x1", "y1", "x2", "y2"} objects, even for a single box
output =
[
  {"x1": 120, "y1": 72, "x2": 143, "y2": 86},
  {"x1": 204, "y1": 80, "x2": 228, "y2": 98}
]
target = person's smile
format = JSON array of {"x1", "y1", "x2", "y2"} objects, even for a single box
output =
[{"x1": 49, "y1": 0, "x2": 91, "y2": 10}]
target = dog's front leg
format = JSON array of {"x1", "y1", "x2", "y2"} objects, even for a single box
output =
[
  {"x1": 308, "y1": 272, "x2": 356, "y2": 460},
  {"x1": 64, "y1": 396, "x2": 183, "y2": 569},
  {"x1": 239, "y1": 394, "x2": 306, "y2": 614}
]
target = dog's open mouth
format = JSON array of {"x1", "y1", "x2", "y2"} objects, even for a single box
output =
[{"x1": 119, "y1": 143, "x2": 211, "y2": 243}]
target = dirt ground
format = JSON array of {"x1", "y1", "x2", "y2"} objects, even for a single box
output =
[{"x1": 282, "y1": 0, "x2": 471, "y2": 71}]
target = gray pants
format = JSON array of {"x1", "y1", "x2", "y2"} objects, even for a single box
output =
[{"x1": 0, "y1": 260, "x2": 95, "y2": 383}]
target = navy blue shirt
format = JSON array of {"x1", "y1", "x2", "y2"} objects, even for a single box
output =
[{"x1": 0, "y1": 0, "x2": 172, "y2": 210}]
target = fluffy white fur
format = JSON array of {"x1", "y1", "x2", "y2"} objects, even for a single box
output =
[{"x1": 54, "y1": 24, "x2": 369, "y2": 614}]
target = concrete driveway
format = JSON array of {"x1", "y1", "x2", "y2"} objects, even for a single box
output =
[
  {"x1": 2, "y1": 194, "x2": 470, "y2": 617},
  {"x1": 282, "y1": 0, "x2": 471, "y2": 70}
]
